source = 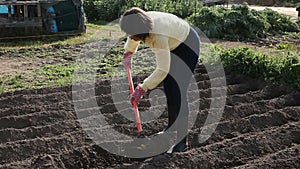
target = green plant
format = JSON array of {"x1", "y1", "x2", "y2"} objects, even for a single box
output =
[
  {"x1": 0, "y1": 75, "x2": 28, "y2": 93},
  {"x1": 217, "y1": 47, "x2": 300, "y2": 88},
  {"x1": 262, "y1": 8, "x2": 300, "y2": 33},
  {"x1": 276, "y1": 43, "x2": 295, "y2": 50},
  {"x1": 0, "y1": 75, "x2": 9, "y2": 93},
  {"x1": 188, "y1": 4, "x2": 299, "y2": 40},
  {"x1": 34, "y1": 64, "x2": 75, "y2": 87},
  {"x1": 188, "y1": 4, "x2": 270, "y2": 39},
  {"x1": 225, "y1": 5, "x2": 269, "y2": 39}
]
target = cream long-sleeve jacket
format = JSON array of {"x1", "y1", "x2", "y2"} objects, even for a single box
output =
[{"x1": 124, "y1": 11, "x2": 190, "y2": 91}]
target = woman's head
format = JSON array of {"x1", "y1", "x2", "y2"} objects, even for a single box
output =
[{"x1": 119, "y1": 7, "x2": 153, "y2": 41}]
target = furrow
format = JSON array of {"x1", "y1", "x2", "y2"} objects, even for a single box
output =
[
  {"x1": 0, "y1": 130, "x2": 90, "y2": 164},
  {"x1": 232, "y1": 145, "x2": 300, "y2": 169},
  {"x1": 0, "y1": 110, "x2": 76, "y2": 130},
  {"x1": 0, "y1": 119, "x2": 80, "y2": 144},
  {"x1": 132, "y1": 121, "x2": 300, "y2": 169}
]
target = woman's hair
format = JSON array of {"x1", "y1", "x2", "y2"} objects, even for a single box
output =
[{"x1": 119, "y1": 7, "x2": 153, "y2": 41}]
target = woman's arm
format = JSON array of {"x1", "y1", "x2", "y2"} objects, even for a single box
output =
[
  {"x1": 140, "y1": 36, "x2": 170, "y2": 91},
  {"x1": 124, "y1": 37, "x2": 140, "y2": 53}
]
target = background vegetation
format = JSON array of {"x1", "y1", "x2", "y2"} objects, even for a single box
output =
[
  {"x1": 83, "y1": 0, "x2": 299, "y2": 40},
  {"x1": 189, "y1": 5, "x2": 299, "y2": 39}
]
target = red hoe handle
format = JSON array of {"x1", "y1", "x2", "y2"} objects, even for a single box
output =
[{"x1": 125, "y1": 66, "x2": 142, "y2": 134}]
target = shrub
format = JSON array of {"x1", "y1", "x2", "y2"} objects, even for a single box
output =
[
  {"x1": 189, "y1": 4, "x2": 300, "y2": 39},
  {"x1": 188, "y1": 4, "x2": 270, "y2": 39},
  {"x1": 217, "y1": 47, "x2": 300, "y2": 88},
  {"x1": 262, "y1": 8, "x2": 300, "y2": 33},
  {"x1": 219, "y1": 47, "x2": 269, "y2": 78},
  {"x1": 223, "y1": 5, "x2": 269, "y2": 39},
  {"x1": 188, "y1": 6, "x2": 224, "y2": 38}
]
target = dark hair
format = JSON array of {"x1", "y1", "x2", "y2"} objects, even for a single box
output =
[{"x1": 119, "y1": 7, "x2": 153, "y2": 41}]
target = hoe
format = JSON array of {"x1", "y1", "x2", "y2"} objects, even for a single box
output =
[{"x1": 125, "y1": 66, "x2": 143, "y2": 135}]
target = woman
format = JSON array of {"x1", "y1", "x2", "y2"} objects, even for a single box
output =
[{"x1": 119, "y1": 7, "x2": 200, "y2": 153}]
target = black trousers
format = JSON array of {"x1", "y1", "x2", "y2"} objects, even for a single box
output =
[{"x1": 163, "y1": 27, "x2": 200, "y2": 146}]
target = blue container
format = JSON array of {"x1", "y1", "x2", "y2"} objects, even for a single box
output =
[
  {"x1": 47, "y1": 6, "x2": 58, "y2": 32},
  {"x1": 0, "y1": 5, "x2": 14, "y2": 14}
]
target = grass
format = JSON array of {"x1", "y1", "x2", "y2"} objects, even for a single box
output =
[
  {"x1": 0, "y1": 75, "x2": 28, "y2": 93},
  {"x1": 0, "y1": 60, "x2": 119, "y2": 93},
  {"x1": 33, "y1": 63, "x2": 75, "y2": 87}
]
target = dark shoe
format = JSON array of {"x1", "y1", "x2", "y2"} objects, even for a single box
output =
[
  {"x1": 172, "y1": 142, "x2": 187, "y2": 153},
  {"x1": 166, "y1": 141, "x2": 187, "y2": 154}
]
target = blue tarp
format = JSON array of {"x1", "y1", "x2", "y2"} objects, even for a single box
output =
[{"x1": 0, "y1": 5, "x2": 14, "y2": 14}]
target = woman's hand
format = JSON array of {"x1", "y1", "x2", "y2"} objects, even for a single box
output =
[{"x1": 130, "y1": 85, "x2": 145, "y2": 104}]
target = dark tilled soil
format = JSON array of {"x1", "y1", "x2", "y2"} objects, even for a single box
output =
[{"x1": 0, "y1": 65, "x2": 299, "y2": 169}]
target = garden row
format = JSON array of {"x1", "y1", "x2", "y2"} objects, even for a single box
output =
[{"x1": 83, "y1": 0, "x2": 300, "y2": 39}]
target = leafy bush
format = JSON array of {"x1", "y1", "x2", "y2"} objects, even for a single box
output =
[
  {"x1": 220, "y1": 47, "x2": 269, "y2": 78},
  {"x1": 188, "y1": 6, "x2": 224, "y2": 38},
  {"x1": 262, "y1": 8, "x2": 300, "y2": 33},
  {"x1": 217, "y1": 47, "x2": 300, "y2": 88},
  {"x1": 189, "y1": 4, "x2": 270, "y2": 39},
  {"x1": 188, "y1": 4, "x2": 299, "y2": 39}
]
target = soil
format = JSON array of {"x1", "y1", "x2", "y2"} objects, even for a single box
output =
[
  {"x1": 0, "y1": 18, "x2": 300, "y2": 168},
  {"x1": 0, "y1": 61, "x2": 299, "y2": 168}
]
